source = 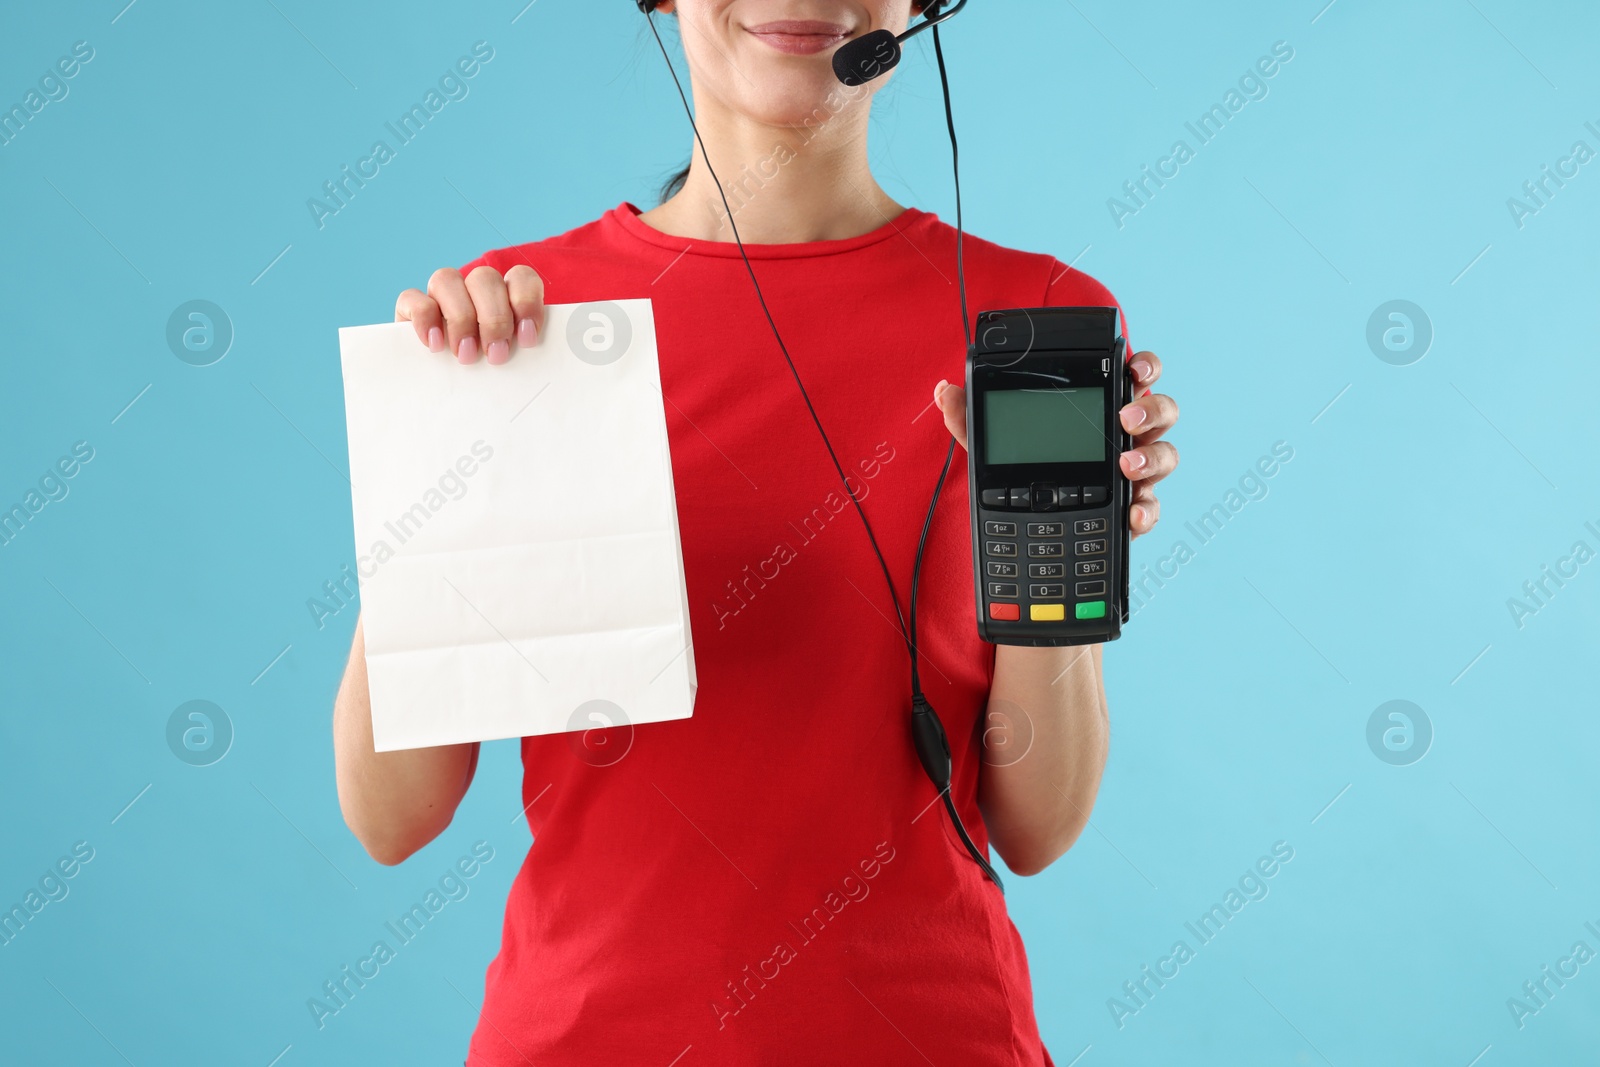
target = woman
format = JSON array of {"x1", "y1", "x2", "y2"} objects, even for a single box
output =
[{"x1": 334, "y1": 2, "x2": 1179, "y2": 1063}]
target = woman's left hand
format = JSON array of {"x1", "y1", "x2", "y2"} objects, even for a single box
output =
[{"x1": 934, "y1": 350, "x2": 1179, "y2": 539}]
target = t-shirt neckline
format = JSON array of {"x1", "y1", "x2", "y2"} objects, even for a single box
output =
[{"x1": 609, "y1": 201, "x2": 931, "y2": 260}]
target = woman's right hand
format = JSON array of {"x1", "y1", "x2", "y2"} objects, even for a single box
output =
[{"x1": 395, "y1": 263, "x2": 546, "y2": 366}]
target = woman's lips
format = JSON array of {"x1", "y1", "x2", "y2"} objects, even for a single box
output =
[{"x1": 745, "y1": 20, "x2": 851, "y2": 55}]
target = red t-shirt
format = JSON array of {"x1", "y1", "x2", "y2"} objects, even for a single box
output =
[{"x1": 457, "y1": 203, "x2": 1126, "y2": 1066}]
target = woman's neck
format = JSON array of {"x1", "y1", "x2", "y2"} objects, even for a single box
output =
[{"x1": 639, "y1": 88, "x2": 904, "y2": 245}]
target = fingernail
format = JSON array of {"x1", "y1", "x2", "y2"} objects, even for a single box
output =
[
  {"x1": 1125, "y1": 451, "x2": 1146, "y2": 472},
  {"x1": 1132, "y1": 505, "x2": 1146, "y2": 527},
  {"x1": 456, "y1": 336, "x2": 479, "y2": 364},
  {"x1": 517, "y1": 317, "x2": 538, "y2": 348},
  {"x1": 1122, "y1": 405, "x2": 1147, "y2": 428},
  {"x1": 1132, "y1": 360, "x2": 1152, "y2": 381},
  {"x1": 486, "y1": 340, "x2": 510, "y2": 365},
  {"x1": 428, "y1": 326, "x2": 444, "y2": 353}
]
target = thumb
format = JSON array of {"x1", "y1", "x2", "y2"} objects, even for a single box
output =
[{"x1": 934, "y1": 380, "x2": 968, "y2": 451}]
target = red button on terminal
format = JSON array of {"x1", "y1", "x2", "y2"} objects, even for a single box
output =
[{"x1": 988, "y1": 602, "x2": 1020, "y2": 621}]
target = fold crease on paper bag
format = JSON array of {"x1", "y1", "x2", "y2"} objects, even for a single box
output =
[{"x1": 338, "y1": 299, "x2": 696, "y2": 752}]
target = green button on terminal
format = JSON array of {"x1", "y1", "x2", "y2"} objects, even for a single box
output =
[{"x1": 1075, "y1": 600, "x2": 1106, "y2": 620}]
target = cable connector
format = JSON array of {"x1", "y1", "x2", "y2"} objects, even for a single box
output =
[
  {"x1": 915, "y1": 696, "x2": 1005, "y2": 893},
  {"x1": 910, "y1": 696, "x2": 952, "y2": 793}
]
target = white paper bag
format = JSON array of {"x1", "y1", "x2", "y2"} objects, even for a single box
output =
[{"x1": 338, "y1": 300, "x2": 696, "y2": 752}]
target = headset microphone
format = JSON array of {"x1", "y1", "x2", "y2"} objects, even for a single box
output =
[{"x1": 831, "y1": 0, "x2": 968, "y2": 85}]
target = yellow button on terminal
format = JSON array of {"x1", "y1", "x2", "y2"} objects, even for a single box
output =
[{"x1": 1030, "y1": 603, "x2": 1065, "y2": 622}]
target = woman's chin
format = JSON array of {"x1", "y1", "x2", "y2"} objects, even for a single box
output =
[{"x1": 739, "y1": 75, "x2": 869, "y2": 129}]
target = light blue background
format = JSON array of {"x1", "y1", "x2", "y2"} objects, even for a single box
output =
[{"x1": 3, "y1": 1, "x2": 1597, "y2": 1064}]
